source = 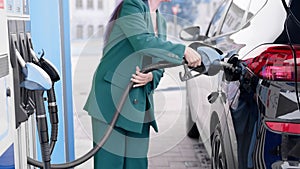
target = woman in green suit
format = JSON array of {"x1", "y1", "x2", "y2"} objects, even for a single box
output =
[{"x1": 84, "y1": 0, "x2": 201, "y2": 168}]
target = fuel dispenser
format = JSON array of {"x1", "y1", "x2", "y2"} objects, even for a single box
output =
[
  {"x1": 0, "y1": 0, "x2": 72, "y2": 168},
  {"x1": 0, "y1": 0, "x2": 37, "y2": 168}
]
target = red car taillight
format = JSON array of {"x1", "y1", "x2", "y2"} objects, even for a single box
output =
[
  {"x1": 265, "y1": 121, "x2": 300, "y2": 135},
  {"x1": 243, "y1": 44, "x2": 300, "y2": 81}
]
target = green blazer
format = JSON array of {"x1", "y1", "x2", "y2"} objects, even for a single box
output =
[{"x1": 84, "y1": 0, "x2": 185, "y2": 133}]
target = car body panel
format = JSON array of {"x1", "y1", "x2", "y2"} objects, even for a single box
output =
[
  {"x1": 187, "y1": 73, "x2": 218, "y2": 144},
  {"x1": 184, "y1": 0, "x2": 300, "y2": 168},
  {"x1": 206, "y1": 0, "x2": 286, "y2": 58}
]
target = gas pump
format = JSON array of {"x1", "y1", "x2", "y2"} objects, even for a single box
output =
[
  {"x1": 0, "y1": 0, "x2": 38, "y2": 168},
  {"x1": 1, "y1": 0, "x2": 77, "y2": 168}
]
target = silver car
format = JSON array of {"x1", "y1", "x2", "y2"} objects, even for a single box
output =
[{"x1": 182, "y1": 0, "x2": 300, "y2": 169}]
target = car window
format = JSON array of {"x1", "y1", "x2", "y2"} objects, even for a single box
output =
[
  {"x1": 220, "y1": 0, "x2": 267, "y2": 34},
  {"x1": 249, "y1": 0, "x2": 267, "y2": 15},
  {"x1": 206, "y1": 1, "x2": 229, "y2": 37},
  {"x1": 220, "y1": 0, "x2": 250, "y2": 34}
]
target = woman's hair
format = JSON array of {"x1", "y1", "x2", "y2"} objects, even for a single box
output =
[
  {"x1": 103, "y1": 0, "x2": 149, "y2": 45},
  {"x1": 103, "y1": 1, "x2": 124, "y2": 45}
]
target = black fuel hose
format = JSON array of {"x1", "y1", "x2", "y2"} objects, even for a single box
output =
[
  {"x1": 28, "y1": 61, "x2": 182, "y2": 168},
  {"x1": 28, "y1": 47, "x2": 60, "y2": 156},
  {"x1": 34, "y1": 90, "x2": 51, "y2": 169},
  {"x1": 33, "y1": 54, "x2": 60, "y2": 155},
  {"x1": 47, "y1": 87, "x2": 59, "y2": 155}
]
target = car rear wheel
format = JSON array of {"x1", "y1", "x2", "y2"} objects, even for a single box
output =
[{"x1": 211, "y1": 124, "x2": 227, "y2": 169}]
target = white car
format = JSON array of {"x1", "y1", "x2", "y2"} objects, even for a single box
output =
[{"x1": 182, "y1": 0, "x2": 300, "y2": 169}]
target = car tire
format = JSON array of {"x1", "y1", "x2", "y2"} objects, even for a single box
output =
[
  {"x1": 211, "y1": 124, "x2": 227, "y2": 169},
  {"x1": 186, "y1": 102, "x2": 200, "y2": 138}
]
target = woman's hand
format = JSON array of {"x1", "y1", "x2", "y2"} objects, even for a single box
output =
[
  {"x1": 131, "y1": 66, "x2": 153, "y2": 88},
  {"x1": 184, "y1": 46, "x2": 202, "y2": 67}
]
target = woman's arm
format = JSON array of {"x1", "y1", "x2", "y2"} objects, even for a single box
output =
[{"x1": 117, "y1": 0, "x2": 186, "y2": 65}]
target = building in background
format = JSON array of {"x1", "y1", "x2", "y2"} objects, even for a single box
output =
[
  {"x1": 69, "y1": 0, "x2": 221, "y2": 41},
  {"x1": 69, "y1": 0, "x2": 117, "y2": 56},
  {"x1": 68, "y1": 0, "x2": 221, "y2": 56},
  {"x1": 69, "y1": 0, "x2": 117, "y2": 40}
]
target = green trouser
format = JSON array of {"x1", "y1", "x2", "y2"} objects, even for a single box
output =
[{"x1": 92, "y1": 118, "x2": 150, "y2": 169}]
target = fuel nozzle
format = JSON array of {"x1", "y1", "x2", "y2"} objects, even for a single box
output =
[
  {"x1": 29, "y1": 48, "x2": 61, "y2": 155},
  {"x1": 180, "y1": 46, "x2": 233, "y2": 81},
  {"x1": 197, "y1": 46, "x2": 233, "y2": 75}
]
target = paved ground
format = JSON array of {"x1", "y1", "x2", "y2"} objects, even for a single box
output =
[{"x1": 71, "y1": 54, "x2": 211, "y2": 169}]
